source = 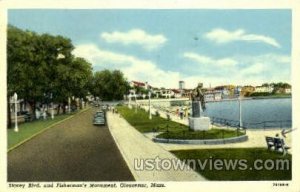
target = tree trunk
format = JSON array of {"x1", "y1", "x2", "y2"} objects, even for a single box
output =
[
  {"x1": 7, "y1": 96, "x2": 12, "y2": 128},
  {"x1": 56, "y1": 103, "x2": 60, "y2": 115},
  {"x1": 28, "y1": 100, "x2": 36, "y2": 120},
  {"x1": 62, "y1": 103, "x2": 66, "y2": 114}
]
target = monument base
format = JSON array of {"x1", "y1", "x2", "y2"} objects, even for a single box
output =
[{"x1": 189, "y1": 117, "x2": 211, "y2": 131}]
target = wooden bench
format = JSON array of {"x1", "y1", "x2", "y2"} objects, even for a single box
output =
[{"x1": 265, "y1": 136, "x2": 290, "y2": 155}]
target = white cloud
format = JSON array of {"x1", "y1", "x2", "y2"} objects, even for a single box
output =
[
  {"x1": 101, "y1": 29, "x2": 167, "y2": 51},
  {"x1": 73, "y1": 43, "x2": 290, "y2": 89},
  {"x1": 204, "y1": 28, "x2": 280, "y2": 48},
  {"x1": 73, "y1": 43, "x2": 180, "y2": 88},
  {"x1": 183, "y1": 52, "x2": 238, "y2": 67},
  {"x1": 183, "y1": 52, "x2": 290, "y2": 87},
  {"x1": 241, "y1": 62, "x2": 266, "y2": 75}
]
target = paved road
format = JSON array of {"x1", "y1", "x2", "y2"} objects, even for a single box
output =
[{"x1": 7, "y1": 108, "x2": 134, "y2": 181}]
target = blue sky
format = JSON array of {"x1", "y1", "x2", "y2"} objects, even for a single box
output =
[{"x1": 8, "y1": 9, "x2": 291, "y2": 88}]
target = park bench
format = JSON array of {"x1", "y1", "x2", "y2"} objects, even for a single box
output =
[{"x1": 265, "y1": 136, "x2": 290, "y2": 155}]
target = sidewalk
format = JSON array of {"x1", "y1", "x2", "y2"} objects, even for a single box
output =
[
  {"x1": 141, "y1": 105, "x2": 188, "y2": 125},
  {"x1": 144, "y1": 129, "x2": 292, "y2": 153},
  {"x1": 139, "y1": 105, "x2": 292, "y2": 153},
  {"x1": 106, "y1": 111, "x2": 206, "y2": 181}
]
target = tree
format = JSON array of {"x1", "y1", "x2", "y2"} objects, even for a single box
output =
[
  {"x1": 134, "y1": 85, "x2": 148, "y2": 95},
  {"x1": 7, "y1": 26, "x2": 47, "y2": 124},
  {"x1": 270, "y1": 82, "x2": 291, "y2": 94},
  {"x1": 7, "y1": 25, "x2": 93, "y2": 126},
  {"x1": 53, "y1": 57, "x2": 92, "y2": 114},
  {"x1": 91, "y1": 70, "x2": 130, "y2": 101}
]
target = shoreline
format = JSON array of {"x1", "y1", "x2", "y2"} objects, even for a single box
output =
[
  {"x1": 250, "y1": 95, "x2": 291, "y2": 100},
  {"x1": 206, "y1": 95, "x2": 291, "y2": 103}
]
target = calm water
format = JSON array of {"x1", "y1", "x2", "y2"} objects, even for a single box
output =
[{"x1": 203, "y1": 98, "x2": 292, "y2": 129}]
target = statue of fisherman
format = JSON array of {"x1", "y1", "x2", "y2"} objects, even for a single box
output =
[{"x1": 191, "y1": 82, "x2": 206, "y2": 117}]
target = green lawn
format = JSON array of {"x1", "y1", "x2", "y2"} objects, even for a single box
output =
[
  {"x1": 172, "y1": 148, "x2": 291, "y2": 180},
  {"x1": 156, "y1": 128, "x2": 245, "y2": 140},
  {"x1": 250, "y1": 94, "x2": 291, "y2": 99},
  {"x1": 117, "y1": 106, "x2": 245, "y2": 139},
  {"x1": 8, "y1": 113, "x2": 72, "y2": 149},
  {"x1": 117, "y1": 106, "x2": 187, "y2": 133}
]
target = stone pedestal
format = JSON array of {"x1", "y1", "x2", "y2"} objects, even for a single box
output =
[
  {"x1": 192, "y1": 101, "x2": 201, "y2": 117},
  {"x1": 189, "y1": 116, "x2": 211, "y2": 131}
]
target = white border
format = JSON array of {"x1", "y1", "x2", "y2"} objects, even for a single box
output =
[{"x1": 1, "y1": 0, "x2": 299, "y2": 192}]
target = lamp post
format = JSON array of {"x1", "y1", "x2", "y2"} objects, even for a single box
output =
[
  {"x1": 72, "y1": 96, "x2": 75, "y2": 112},
  {"x1": 239, "y1": 94, "x2": 243, "y2": 128},
  {"x1": 50, "y1": 93, "x2": 54, "y2": 119},
  {"x1": 128, "y1": 93, "x2": 131, "y2": 109},
  {"x1": 68, "y1": 97, "x2": 71, "y2": 113},
  {"x1": 148, "y1": 91, "x2": 152, "y2": 119},
  {"x1": 13, "y1": 92, "x2": 18, "y2": 132},
  {"x1": 135, "y1": 92, "x2": 137, "y2": 113}
]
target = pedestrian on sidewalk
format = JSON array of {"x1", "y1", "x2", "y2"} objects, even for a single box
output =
[
  {"x1": 43, "y1": 108, "x2": 47, "y2": 120},
  {"x1": 184, "y1": 107, "x2": 188, "y2": 118},
  {"x1": 179, "y1": 107, "x2": 184, "y2": 120}
]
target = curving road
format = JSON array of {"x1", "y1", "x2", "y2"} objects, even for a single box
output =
[{"x1": 7, "y1": 107, "x2": 134, "y2": 181}]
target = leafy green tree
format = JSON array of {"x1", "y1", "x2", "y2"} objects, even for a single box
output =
[
  {"x1": 270, "y1": 82, "x2": 291, "y2": 94},
  {"x1": 91, "y1": 70, "x2": 130, "y2": 101},
  {"x1": 7, "y1": 25, "x2": 93, "y2": 127},
  {"x1": 7, "y1": 26, "x2": 47, "y2": 124},
  {"x1": 134, "y1": 85, "x2": 148, "y2": 95}
]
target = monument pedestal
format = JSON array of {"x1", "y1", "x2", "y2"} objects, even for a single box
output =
[{"x1": 189, "y1": 117, "x2": 211, "y2": 131}]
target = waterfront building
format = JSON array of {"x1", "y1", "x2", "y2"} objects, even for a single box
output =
[
  {"x1": 179, "y1": 81, "x2": 185, "y2": 90},
  {"x1": 255, "y1": 85, "x2": 274, "y2": 93}
]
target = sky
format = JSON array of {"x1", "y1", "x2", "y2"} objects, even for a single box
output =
[{"x1": 8, "y1": 9, "x2": 291, "y2": 89}]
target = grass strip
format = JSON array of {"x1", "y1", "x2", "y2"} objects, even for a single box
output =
[
  {"x1": 117, "y1": 106, "x2": 245, "y2": 139},
  {"x1": 172, "y1": 148, "x2": 291, "y2": 180},
  {"x1": 8, "y1": 107, "x2": 91, "y2": 152}
]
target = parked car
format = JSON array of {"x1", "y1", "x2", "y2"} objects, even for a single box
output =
[
  {"x1": 93, "y1": 111, "x2": 106, "y2": 126},
  {"x1": 93, "y1": 116, "x2": 105, "y2": 126},
  {"x1": 94, "y1": 111, "x2": 105, "y2": 118}
]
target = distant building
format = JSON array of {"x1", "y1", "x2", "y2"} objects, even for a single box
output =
[
  {"x1": 214, "y1": 85, "x2": 235, "y2": 99},
  {"x1": 181, "y1": 89, "x2": 193, "y2": 99},
  {"x1": 130, "y1": 81, "x2": 152, "y2": 90},
  {"x1": 161, "y1": 89, "x2": 173, "y2": 98},
  {"x1": 204, "y1": 88, "x2": 222, "y2": 101},
  {"x1": 234, "y1": 86, "x2": 243, "y2": 96},
  {"x1": 128, "y1": 89, "x2": 137, "y2": 99},
  {"x1": 179, "y1": 81, "x2": 185, "y2": 90},
  {"x1": 275, "y1": 87, "x2": 292, "y2": 94},
  {"x1": 285, "y1": 88, "x2": 292, "y2": 94},
  {"x1": 255, "y1": 86, "x2": 273, "y2": 93},
  {"x1": 241, "y1": 85, "x2": 255, "y2": 96},
  {"x1": 171, "y1": 89, "x2": 182, "y2": 98}
]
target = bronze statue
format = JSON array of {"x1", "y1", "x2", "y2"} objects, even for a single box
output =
[{"x1": 191, "y1": 82, "x2": 206, "y2": 111}]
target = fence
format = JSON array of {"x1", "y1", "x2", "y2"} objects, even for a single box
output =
[
  {"x1": 152, "y1": 124, "x2": 246, "y2": 140},
  {"x1": 210, "y1": 116, "x2": 292, "y2": 129}
]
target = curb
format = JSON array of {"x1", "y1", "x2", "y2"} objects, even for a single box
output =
[
  {"x1": 107, "y1": 112, "x2": 206, "y2": 181},
  {"x1": 152, "y1": 135, "x2": 248, "y2": 145},
  {"x1": 106, "y1": 112, "x2": 139, "y2": 181},
  {"x1": 7, "y1": 107, "x2": 91, "y2": 153}
]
